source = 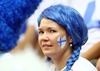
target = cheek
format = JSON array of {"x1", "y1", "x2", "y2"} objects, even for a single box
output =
[
  {"x1": 52, "y1": 37, "x2": 58, "y2": 44},
  {"x1": 57, "y1": 36, "x2": 67, "y2": 49},
  {"x1": 38, "y1": 37, "x2": 41, "y2": 47}
]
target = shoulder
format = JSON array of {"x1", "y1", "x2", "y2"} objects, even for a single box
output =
[{"x1": 72, "y1": 56, "x2": 97, "y2": 71}]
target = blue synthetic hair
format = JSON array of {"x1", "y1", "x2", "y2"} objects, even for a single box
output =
[
  {"x1": 0, "y1": 0, "x2": 42, "y2": 53},
  {"x1": 38, "y1": 4, "x2": 88, "y2": 71}
]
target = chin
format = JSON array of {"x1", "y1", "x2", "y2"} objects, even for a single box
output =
[
  {"x1": 43, "y1": 52, "x2": 51, "y2": 56},
  {"x1": 43, "y1": 51, "x2": 54, "y2": 58}
]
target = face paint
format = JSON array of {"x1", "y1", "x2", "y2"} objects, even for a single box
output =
[{"x1": 57, "y1": 36, "x2": 67, "y2": 48}]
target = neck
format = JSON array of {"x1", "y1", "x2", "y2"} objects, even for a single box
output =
[{"x1": 51, "y1": 47, "x2": 73, "y2": 71}]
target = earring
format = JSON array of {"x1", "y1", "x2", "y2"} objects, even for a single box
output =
[{"x1": 70, "y1": 43, "x2": 72, "y2": 47}]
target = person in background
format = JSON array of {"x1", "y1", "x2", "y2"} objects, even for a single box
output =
[
  {"x1": 11, "y1": 22, "x2": 44, "y2": 58},
  {"x1": 0, "y1": 0, "x2": 42, "y2": 55},
  {"x1": 0, "y1": 0, "x2": 49, "y2": 71},
  {"x1": 38, "y1": 4, "x2": 97, "y2": 71},
  {"x1": 81, "y1": 41, "x2": 100, "y2": 71}
]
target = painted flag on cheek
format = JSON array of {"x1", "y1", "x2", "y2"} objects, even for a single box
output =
[{"x1": 57, "y1": 36, "x2": 67, "y2": 48}]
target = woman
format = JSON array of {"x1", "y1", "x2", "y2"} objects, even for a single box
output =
[{"x1": 38, "y1": 4, "x2": 97, "y2": 71}]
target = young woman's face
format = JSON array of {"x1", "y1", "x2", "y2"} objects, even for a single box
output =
[{"x1": 38, "y1": 18, "x2": 71, "y2": 58}]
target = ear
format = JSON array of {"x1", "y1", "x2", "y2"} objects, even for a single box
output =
[{"x1": 68, "y1": 36, "x2": 72, "y2": 44}]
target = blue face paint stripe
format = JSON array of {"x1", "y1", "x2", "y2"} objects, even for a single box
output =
[{"x1": 57, "y1": 37, "x2": 66, "y2": 47}]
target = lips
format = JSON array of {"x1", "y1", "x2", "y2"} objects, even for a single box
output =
[
  {"x1": 42, "y1": 44, "x2": 53, "y2": 48},
  {"x1": 43, "y1": 45, "x2": 53, "y2": 47}
]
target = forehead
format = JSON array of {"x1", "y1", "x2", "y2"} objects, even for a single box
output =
[{"x1": 39, "y1": 18, "x2": 63, "y2": 30}]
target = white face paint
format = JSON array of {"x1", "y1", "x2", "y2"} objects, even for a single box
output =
[{"x1": 57, "y1": 36, "x2": 67, "y2": 48}]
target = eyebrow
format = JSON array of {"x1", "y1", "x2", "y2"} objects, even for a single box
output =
[{"x1": 38, "y1": 27, "x2": 55, "y2": 31}]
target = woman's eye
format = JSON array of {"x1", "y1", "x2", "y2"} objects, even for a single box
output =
[
  {"x1": 39, "y1": 31, "x2": 44, "y2": 34},
  {"x1": 50, "y1": 30, "x2": 56, "y2": 33}
]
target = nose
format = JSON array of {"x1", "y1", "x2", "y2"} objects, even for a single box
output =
[{"x1": 41, "y1": 32, "x2": 49, "y2": 42}]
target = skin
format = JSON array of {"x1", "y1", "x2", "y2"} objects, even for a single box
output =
[
  {"x1": 81, "y1": 41, "x2": 100, "y2": 71},
  {"x1": 10, "y1": 25, "x2": 36, "y2": 53},
  {"x1": 81, "y1": 41, "x2": 100, "y2": 60},
  {"x1": 38, "y1": 18, "x2": 73, "y2": 71},
  {"x1": 10, "y1": 25, "x2": 44, "y2": 58},
  {"x1": 96, "y1": 57, "x2": 100, "y2": 71}
]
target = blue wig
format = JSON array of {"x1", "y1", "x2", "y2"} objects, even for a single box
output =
[
  {"x1": 38, "y1": 4, "x2": 88, "y2": 71},
  {"x1": 0, "y1": 0, "x2": 42, "y2": 53}
]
